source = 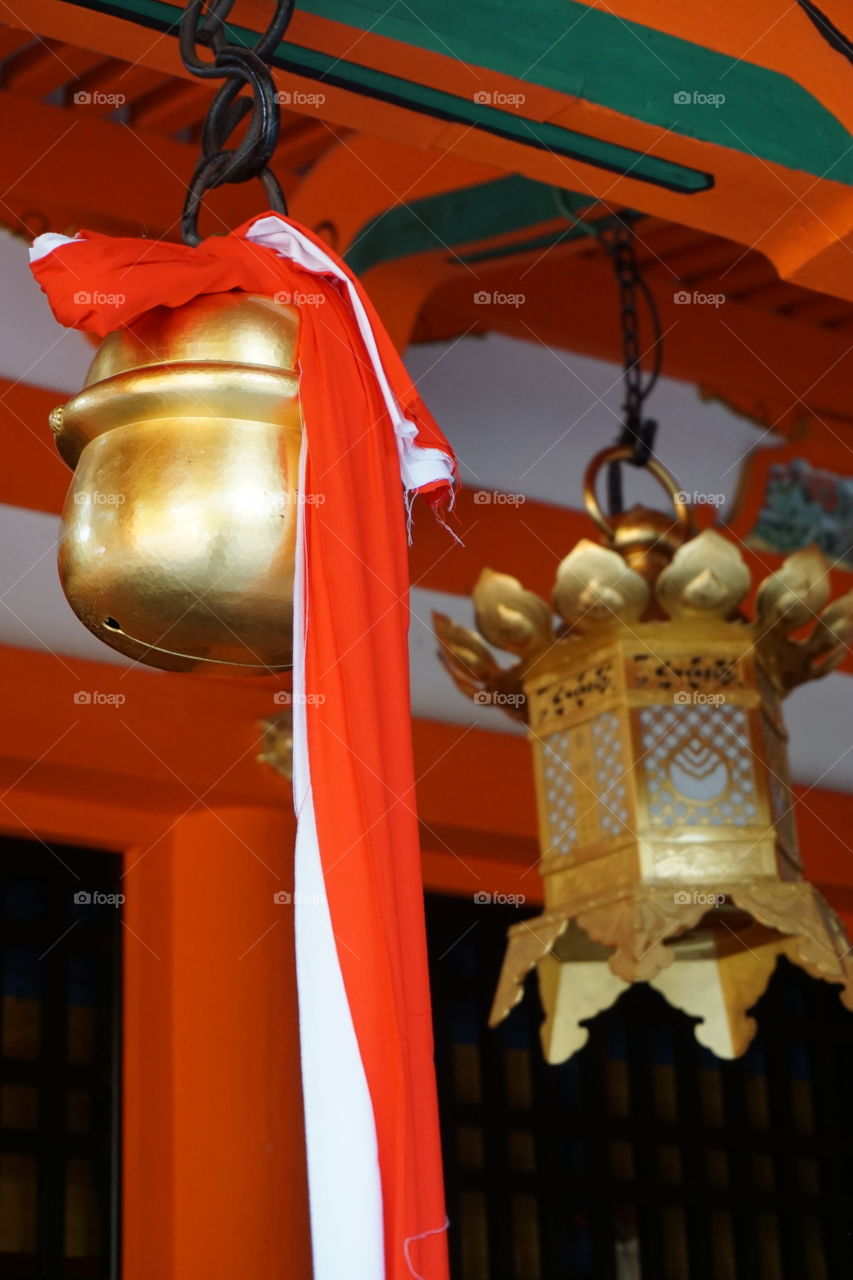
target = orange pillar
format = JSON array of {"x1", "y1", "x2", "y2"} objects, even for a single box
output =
[{"x1": 123, "y1": 804, "x2": 311, "y2": 1280}]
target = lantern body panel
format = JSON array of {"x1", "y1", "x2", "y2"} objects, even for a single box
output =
[
  {"x1": 526, "y1": 623, "x2": 793, "y2": 913},
  {"x1": 52, "y1": 293, "x2": 302, "y2": 673}
]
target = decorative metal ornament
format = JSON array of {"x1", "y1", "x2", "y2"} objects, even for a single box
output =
[
  {"x1": 434, "y1": 446, "x2": 853, "y2": 1060},
  {"x1": 53, "y1": 292, "x2": 301, "y2": 673},
  {"x1": 258, "y1": 710, "x2": 294, "y2": 780}
]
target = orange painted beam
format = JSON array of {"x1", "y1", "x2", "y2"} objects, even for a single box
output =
[
  {"x1": 0, "y1": 25, "x2": 32, "y2": 57},
  {"x1": 13, "y1": 1, "x2": 853, "y2": 300},
  {"x1": 129, "y1": 79, "x2": 213, "y2": 135},
  {"x1": 0, "y1": 644, "x2": 531, "y2": 842},
  {"x1": 281, "y1": 2, "x2": 853, "y2": 298},
  {"x1": 71, "y1": 58, "x2": 165, "y2": 118},
  {"x1": 289, "y1": 133, "x2": 499, "y2": 251},
  {"x1": 0, "y1": 645, "x2": 287, "y2": 811},
  {"x1": 0, "y1": 88, "x2": 266, "y2": 239},
  {"x1": 1, "y1": 36, "x2": 103, "y2": 95},
  {"x1": 417, "y1": 253, "x2": 853, "y2": 424},
  {"x1": 0, "y1": 377, "x2": 72, "y2": 514}
]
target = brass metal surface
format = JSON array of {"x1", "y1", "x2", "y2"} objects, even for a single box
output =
[
  {"x1": 258, "y1": 712, "x2": 294, "y2": 781},
  {"x1": 435, "y1": 463, "x2": 853, "y2": 1060},
  {"x1": 52, "y1": 293, "x2": 302, "y2": 673}
]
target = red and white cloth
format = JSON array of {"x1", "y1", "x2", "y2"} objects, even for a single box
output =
[{"x1": 31, "y1": 214, "x2": 455, "y2": 1280}]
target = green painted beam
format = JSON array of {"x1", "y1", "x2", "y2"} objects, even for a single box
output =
[
  {"x1": 346, "y1": 175, "x2": 570, "y2": 274},
  {"x1": 344, "y1": 175, "x2": 637, "y2": 274},
  {"x1": 294, "y1": 0, "x2": 853, "y2": 185},
  {"x1": 68, "y1": 0, "x2": 712, "y2": 193}
]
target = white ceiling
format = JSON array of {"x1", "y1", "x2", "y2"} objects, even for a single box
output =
[{"x1": 405, "y1": 334, "x2": 777, "y2": 518}]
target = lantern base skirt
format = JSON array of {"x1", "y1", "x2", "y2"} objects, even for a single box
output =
[{"x1": 490, "y1": 882, "x2": 853, "y2": 1061}]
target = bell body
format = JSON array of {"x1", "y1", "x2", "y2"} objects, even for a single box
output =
[{"x1": 52, "y1": 292, "x2": 302, "y2": 673}]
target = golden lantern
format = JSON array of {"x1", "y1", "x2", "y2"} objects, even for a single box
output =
[
  {"x1": 49, "y1": 291, "x2": 301, "y2": 674},
  {"x1": 434, "y1": 447, "x2": 853, "y2": 1060}
]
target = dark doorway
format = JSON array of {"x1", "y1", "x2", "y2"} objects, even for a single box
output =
[
  {"x1": 427, "y1": 892, "x2": 853, "y2": 1279},
  {"x1": 0, "y1": 838, "x2": 121, "y2": 1278}
]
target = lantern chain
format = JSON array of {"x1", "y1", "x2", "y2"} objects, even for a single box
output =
[
  {"x1": 554, "y1": 193, "x2": 663, "y2": 518},
  {"x1": 179, "y1": 0, "x2": 295, "y2": 247},
  {"x1": 601, "y1": 222, "x2": 662, "y2": 517}
]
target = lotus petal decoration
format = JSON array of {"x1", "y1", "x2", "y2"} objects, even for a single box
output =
[
  {"x1": 473, "y1": 569, "x2": 554, "y2": 657},
  {"x1": 433, "y1": 612, "x2": 503, "y2": 700},
  {"x1": 760, "y1": 587, "x2": 853, "y2": 692},
  {"x1": 812, "y1": 590, "x2": 853, "y2": 656},
  {"x1": 756, "y1": 546, "x2": 831, "y2": 630},
  {"x1": 656, "y1": 529, "x2": 750, "y2": 619},
  {"x1": 552, "y1": 540, "x2": 649, "y2": 627}
]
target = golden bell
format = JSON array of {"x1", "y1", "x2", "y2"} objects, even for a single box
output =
[{"x1": 50, "y1": 292, "x2": 302, "y2": 674}]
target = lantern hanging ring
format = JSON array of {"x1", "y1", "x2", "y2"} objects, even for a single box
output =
[
  {"x1": 179, "y1": 0, "x2": 296, "y2": 246},
  {"x1": 582, "y1": 444, "x2": 693, "y2": 542}
]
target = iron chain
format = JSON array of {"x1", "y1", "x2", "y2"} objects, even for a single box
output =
[
  {"x1": 600, "y1": 222, "x2": 662, "y2": 515},
  {"x1": 179, "y1": 0, "x2": 295, "y2": 246}
]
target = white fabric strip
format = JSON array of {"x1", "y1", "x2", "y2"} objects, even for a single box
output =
[
  {"x1": 291, "y1": 436, "x2": 386, "y2": 1280},
  {"x1": 246, "y1": 215, "x2": 455, "y2": 495},
  {"x1": 29, "y1": 232, "x2": 83, "y2": 263}
]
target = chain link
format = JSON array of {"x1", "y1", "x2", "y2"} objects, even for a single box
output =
[
  {"x1": 179, "y1": 0, "x2": 295, "y2": 246},
  {"x1": 600, "y1": 221, "x2": 662, "y2": 516}
]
